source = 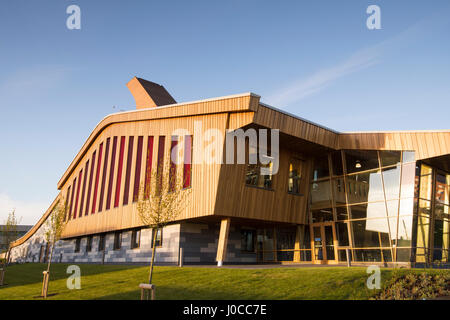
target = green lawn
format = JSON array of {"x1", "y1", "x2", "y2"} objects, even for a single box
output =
[{"x1": 0, "y1": 263, "x2": 448, "y2": 300}]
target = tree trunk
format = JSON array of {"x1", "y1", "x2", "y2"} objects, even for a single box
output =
[
  {"x1": 47, "y1": 243, "x2": 55, "y2": 273},
  {"x1": 42, "y1": 243, "x2": 55, "y2": 298},
  {"x1": 148, "y1": 227, "x2": 158, "y2": 284}
]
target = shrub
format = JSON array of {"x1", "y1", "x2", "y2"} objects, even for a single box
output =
[{"x1": 374, "y1": 272, "x2": 450, "y2": 300}]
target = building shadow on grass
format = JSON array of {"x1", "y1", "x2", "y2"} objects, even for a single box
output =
[{"x1": 2, "y1": 263, "x2": 143, "y2": 289}]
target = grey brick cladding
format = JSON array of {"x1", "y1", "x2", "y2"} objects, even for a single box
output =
[{"x1": 9, "y1": 221, "x2": 257, "y2": 264}]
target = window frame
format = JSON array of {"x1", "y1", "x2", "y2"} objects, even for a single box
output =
[
  {"x1": 151, "y1": 228, "x2": 163, "y2": 248},
  {"x1": 113, "y1": 232, "x2": 122, "y2": 250},
  {"x1": 98, "y1": 234, "x2": 106, "y2": 251},
  {"x1": 240, "y1": 229, "x2": 256, "y2": 253},
  {"x1": 74, "y1": 238, "x2": 81, "y2": 253},
  {"x1": 131, "y1": 229, "x2": 141, "y2": 249},
  {"x1": 86, "y1": 235, "x2": 93, "y2": 252},
  {"x1": 288, "y1": 158, "x2": 303, "y2": 195}
]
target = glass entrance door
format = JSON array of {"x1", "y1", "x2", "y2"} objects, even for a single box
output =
[{"x1": 311, "y1": 222, "x2": 337, "y2": 264}]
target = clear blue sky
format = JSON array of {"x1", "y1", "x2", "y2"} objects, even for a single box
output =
[{"x1": 1, "y1": 0, "x2": 449, "y2": 224}]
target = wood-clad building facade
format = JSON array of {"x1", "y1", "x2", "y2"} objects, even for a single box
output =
[{"x1": 9, "y1": 78, "x2": 450, "y2": 267}]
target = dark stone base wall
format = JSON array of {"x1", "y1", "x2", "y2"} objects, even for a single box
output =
[{"x1": 10, "y1": 221, "x2": 257, "y2": 265}]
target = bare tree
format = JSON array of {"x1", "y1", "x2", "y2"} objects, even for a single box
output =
[
  {"x1": 136, "y1": 160, "x2": 191, "y2": 286},
  {"x1": 41, "y1": 197, "x2": 68, "y2": 298},
  {"x1": 0, "y1": 210, "x2": 21, "y2": 286}
]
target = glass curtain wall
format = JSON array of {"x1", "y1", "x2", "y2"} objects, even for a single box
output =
[
  {"x1": 310, "y1": 150, "x2": 418, "y2": 263},
  {"x1": 414, "y1": 164, "x2": 450, "y2": 265}
]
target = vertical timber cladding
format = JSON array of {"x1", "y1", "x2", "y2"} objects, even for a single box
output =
[
  {"x1": 338, "y1": 131, "x2": 450, "y2": 161},
  {"x1": 61, "y1": 112, "x2": 231, "y2": 239},
  {"x1": 214, "y1": 141, "x2": 313, "y2": 225}
]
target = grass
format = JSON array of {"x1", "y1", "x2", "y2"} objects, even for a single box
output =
[{"x1": 0, "y1": 263, "x2": 448, "y2": 300}]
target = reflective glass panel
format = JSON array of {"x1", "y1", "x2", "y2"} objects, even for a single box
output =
[
  {"x1": 390, "y1": 216, "x2": 414, "y2": 245},
  {"x1": 351, "y1": 219, "x2": 391, "y2": 248},
  {"x1": 345, "y1": 150, "x2": 379, "y2": 174},
  {"x1": 415, "y1": 215, "x2": 430, "y2": 255},
  {"x1": 402, "y1": 151, "x2": 415, "y2": 163},
  {"x1": 379, "y1": 151, "x2": 401, "y2": 168},
  {"x1": 386, "y1": 200, "x2": 399, "y2": 217},
  {"x1": 313, "y1": 155, "x2": 329, "y2": 180},
  {"x1": 311, "y1": 208, "x2": 333, "y2": 223},
  {"x1": 419, "y1": 166, "x2": 433, "y2": 200},
  {"x1": 311, "y1": 180, "x2": 332, "y2": 209},
  {"x1": 336, "y1": 206, "x2": 348, "y2": 221},
  {"x1": 349, "y1": 202, "x2": 387, "y2": 220},
  {"x1": 400, "y1": 162, "x2": 416, "y2": 199},
  {"x1": 331, "y1": 151, "x2": 343, "y2": 176},
  {"x1": 336, "y1": 222, "x2": 349, "y2": 246},
  {"x1": 382, "y1": 166, "x2": 401, "y2": 200},
  {"x1": 418, "y1": 199, "x2": 432, "y2": 216},
  {"x1": 396, "y1": 248, "x2": 412, "y2": 262},
  {"x1": 399, "y1": 198, "x2": 415, "y2": 216},
  {"x1": 332, "y1": 178, "x2": 346, "y2": 206},
  {"x1": 435, "y1": 173, "x2": 449, "y2": 206},
  {"x1": 313, "y1": 227, "x2": 323, "y2": 260},
  {"x1": 324, "y1": 226, "x2": 335, "y2": 260},
  {"x1": 347, "y1": 170, "x2": 384, "y2": 204}
]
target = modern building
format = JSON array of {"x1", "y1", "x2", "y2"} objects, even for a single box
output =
[
  {"x1": 1, "y1": 225, "x2": 33, "y2": 252},
  {"x1": 9, "y1": 77, "x2": 450, "y2": 267}
]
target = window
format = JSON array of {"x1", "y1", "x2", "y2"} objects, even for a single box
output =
[
  {"x1": 85, "y1": 151, "x2": 96, "y2": 215},
  {"x1": 106, "y1": 137, "x2": 118, "y2": 210},
  {"x1": 241, "y1": 230, "x2": 255, "y2": 252},
  {"x1": 113, "y1": 232, "x2": 122, "y2": 250},
  {"x1": 245, "y1": 147, "x2": 273, "y2": 190},
  {"x1": 169, "y1": 136, "x2": 178, "y2": 192},
  {"x1": 86, "y1": 236, "x2": 92, "y2": 252},
  {"x1": 73, "y1": 170, "x2": 83, "y2": 218},
  {"x1": 313, "y1": 155, "x2": 330, "y2": 180},
  {"x1": 79, "y1": 160, "x2": 89, "y2": 217},
  {"x1": 288, "y1": 159, "x2": 303, "y2": 194},
  {"x1": 68, "y1": 179, "x2": 76, "y2": 220},
  {"x1": 64, "y1": 186, "x2": 71, "y2": 221},
  {"x1": 123, "y1": 136, "x2": 134, "y2": 205},
  {"x1": 133, "y1": 136, "x2": 144, "y2": 202},
  {"x1": 75, "y1": 238, "x2": 81, "y2": 252},
  {"x1": 131, "y1": 229, "x2": 141, "y2": 249},
  {"x1": 99, "y1": 138, "x2": 111, "y2": 212},
  {"x1": 344, "y1": 150, "x2": 379, "y2": 174},
  {"x1": 183, "y1": 135, "x2": 193, "y2": 188},
  {"x1": 151, "y1": 228, "x2": 162, "y2": 248},
  {"x1": 91, "y1": 142, "x2": 103, "y2": 213},
  {"x1": 156, "y1": 136, "x2": 166, "y2": 193},
  {"x1": 144, "y1": 136, "x2": 154, "y2": 199},
  {"x1": 98, "y1": 234, "x2": 106, "y2": 251},
  {"x1": 114, "y1": 136, "x2": 126, "y2": 208}
]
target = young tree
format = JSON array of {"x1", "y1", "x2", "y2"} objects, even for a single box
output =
[
  {"x1": 41, "y1": 197, "x2": 67, "y2": 298},
  {"x1": 136, "y1": 159, "x2": 191, "y2": 286},
  {"x1": 0, "y1": 210, "x2": 21, "y2": 286}
]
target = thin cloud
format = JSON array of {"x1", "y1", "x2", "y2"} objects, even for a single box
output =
[
  {"x1": 265, "y1": 9, "x2": 450, "y2": 107},
  {"x1": 0, "y1": 65, "x2": 69, "y2": 101},
  {"x1": 0, "y1": 193, "x2": 48, "y2": 225},
  {"x1": 266, "y1": 49, "x2": 380, "y2": 106}
]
